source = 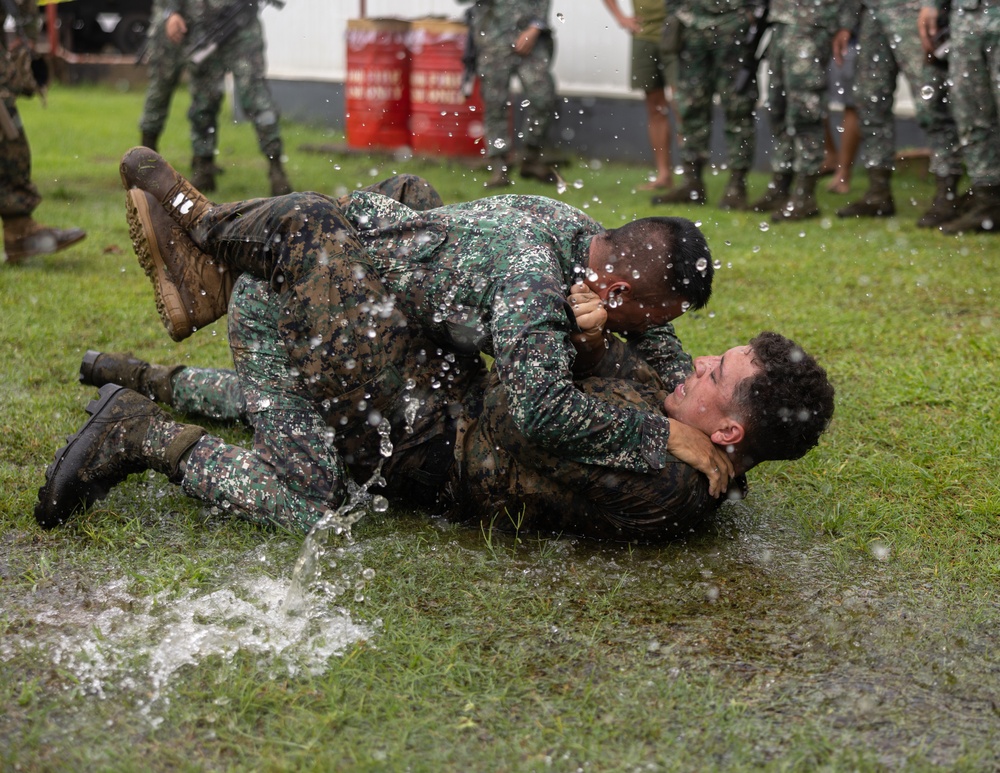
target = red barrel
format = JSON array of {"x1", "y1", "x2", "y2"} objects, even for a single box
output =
[
  {"x1": 345, "y1": 18, "x2": 411, "y2": 150},
  {"x1": 407, "y1": 19, "x2": 485, "y2": 157}
]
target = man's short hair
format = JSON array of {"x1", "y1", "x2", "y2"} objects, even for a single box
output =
[
  {"x1": 731, "y1": 332, "x2": 835, "y2": 465},
  {"x1": 604, "y1": 217, "x2": 713, "y2": 310}
]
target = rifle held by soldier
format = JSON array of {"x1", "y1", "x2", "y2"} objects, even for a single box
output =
[
  {"x1": 733, "y1": 0, "x2": 769, "y2": 96},
  {"x1": 185, "y1": 0, "x2": 285, "y2": 65}
]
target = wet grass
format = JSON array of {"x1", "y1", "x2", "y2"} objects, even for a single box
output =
[{"x1": 1, "y1": 84, "x2": 999, "y2": 770}]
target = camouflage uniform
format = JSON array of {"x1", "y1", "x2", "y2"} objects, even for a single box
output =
[
  {"x1": 840, "y1": 0, "x2": 961, "y2": 177},
  {"x1": 163, "y1": 0, "x2": 284, "y2": 163},
  {"x1": 138, "y1": 0, "x2": 187, "y2": 145},
  {"x1": 673, "y1": 0, "x2": 757, "y2": 171},
  {"x1": 198, "y1": 190, "x2": 692, "y2": 479},
  {"x1": 932, "y1": 0, "x2": 1000, "y2": 187},
  {"x1": 764, "y1": 0, "x2": 843, "y2": 176},
  {"x1": 460, "y1": 0, "x2": 557, "y2": 159},
  {"x1": 0, "y1": 0, "x2": 41, "y2": 220}
]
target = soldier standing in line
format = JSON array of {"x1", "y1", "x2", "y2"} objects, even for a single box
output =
[
  {"x1": 833, "y1": 0, "x2": 963, "y2": 227},
  {"x1": 651, "y1": 0, "x2": 758, "y2": 211},
  {"x1": 460, "y1": 0, "x2": 561, "y2": 188},
  {"x1": 163, "y1": 0, "x2": 291, "y2": 195},
  {"x1": 750, "y1": 0, "x2": 846, "y2": 222},
  {"x1": 919, "y1": 0, "x2": 1000, "y2": 234},
  {"x1": 0, "y1": 0, "x2": 85, "y2": 265}
]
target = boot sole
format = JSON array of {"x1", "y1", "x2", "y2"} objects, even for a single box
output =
[
  {"x1": 126, "y1": 189, "x2": 194, "y2": 342},
  {"x1": 34, "y1": 384, "x2": 128, "y2": 529}
]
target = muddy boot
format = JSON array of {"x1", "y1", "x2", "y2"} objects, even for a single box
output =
[
  {"x1": 484, "y1": 154, "x2": 512, "y2": 188},
  {"x1": 3, "y1": 216, "x2": 86, "y2": 264},
  {"x1": 125, "y1": 188, "x2": 236, "y2": 341},
  {"x1": 34, "y1": 384, "x2": 206, "y2": 529},
  {"x1": 79, "y1": 350, "x2": 184, "y2": 404},
  {"x1": 120, "y1": 146, "x2": 214, "y2": 233},
  {"x1": 191, "y1": 155, "x2": 217, "y2": 194},
  {"x1": 773, "y1": 174, "x2": 821, "y2": 222},
  {"x1": 652, "y1": 162, "x2": 705, "y2": 205},
  {"x1": 140, "y1": 132, "x2": 159, "y2": 152},
  {"x1": 519, "y1": 147, "x2": 560, "y2": 184},
  {"x1": 837, "y1": 168, "x2": 895, "y2": 218},
  {"x1": 718, "y1": 169, "x2": 748, "y2": 211},
  {"x1": 940, "y1": 185, "x2": 1000, "y2": 234},
  {"x1": 750, "y1": 172, "x2": 793, "y2": 213},
  {"x1": 268, "y1": 156, "x2": 293, "y2": 196},
  {"x1": 916, "y1": 174, "x2": 963, "y2": 228}
]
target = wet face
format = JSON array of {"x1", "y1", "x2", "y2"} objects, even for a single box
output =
[{"x1": 662, "y1": 345, "x2": 759, "y2": 439}]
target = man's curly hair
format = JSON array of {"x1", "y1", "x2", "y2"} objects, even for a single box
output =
[{"x1": 730, "y1": 332, "x2": 835, "y2": 465}]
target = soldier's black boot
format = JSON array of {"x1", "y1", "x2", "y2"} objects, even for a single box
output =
[
  {"x1": 269, "y1": 157, "x2": 293, "y2": 196},
  {"x1": 917, "y1": 174, "x2": 963, "y2": 228},
  {"x1": 484, "y1": 154, "x2": 513, "y2": 188},
  {"x1": 940, "y1": 184, "x2": 1000, "y2": 234},
  {"x1": 80, "y1": 351, "x2": 184, "y2": 404},
  {"x1": 652, "y1": 162, "x2": 705, "y2": 205},
  {"x1": 750, "y1": 171, "x2": 793, "y2": 213},
  {"x1": 120, "y1": 146, "x2": 215, "y2": 233},
  {"x1": 140, "y1": 131, "x2": 159, "y2": 152},
  {"x1": 191, "y1": 155, "x2": 217, "y2": 194},
  {"x1": 773, "y1": 174, "x2": 821, "y2": 222},
  {"x1": 837, "y1": 168, "x2": 895, "y2": 218},
  {"x1": 34, "y1": 384, "x2": 206, "y2": 529},
  {"x1": 718, "y1": 169, "x2": 748, "y2": 210},
  {"x1": 519, "y1": 147, "x2": 560, "y2": 184}
]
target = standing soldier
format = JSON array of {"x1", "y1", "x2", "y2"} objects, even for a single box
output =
[
  {"x1": 834, "y1": 0, "x2": 963, "y2": 227},
  {"x1": 163, "y1": 0, "x2": 292, "y2": 195},
  {"x1": 137, "y1": 0, "x2": 186, "y2": 152},
  {"x1": 0, "y1": 0, "x2": 85, "y2": 265},
  {"x1": 652, "y1": 0, "x2": 758, "y2": 210},
  {"x1": 751, "y1": 0, "x2": 846, "y2": 221},
  {"x1": 460, "y1": 0, "x2": 561, "y2": 188},
  {"x1": 919, "y1": 0, "x2": 1000, "y2": 234}
]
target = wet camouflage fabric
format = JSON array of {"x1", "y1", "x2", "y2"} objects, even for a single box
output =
[
  {"x1": 461, "y1": 0, "x2": 556, "y2": 157},
  {"x1": 763, "y1": 22, "x2": 836, "y2": 176},
  {"x1": 843, "y1": 0, "x2": 961, "y2": 176},
  {"x1": 672, "y1": 6, "x2": 757, "y2": 170},
  {"x1": 453, "y1": 370, "x2": 724, "y2": 543},
  {"x1": 138, "y1": 0, "x2": 186, "y2": 138},
  {"x1": 172, "y1": 366, "x2": 245, "y2": 421},
  {"x1": 946, "y1": 1, "x2": 1000, "y2": 186},
  {"x1": 203, "y1": 189, "x2": 686, "y2": 475},
  {"x1": 169, "y1": 0, "x2": 283, "y2": 158},
  {"x1": 0, "y1": 0, "x2": 40, "y2": 219}
]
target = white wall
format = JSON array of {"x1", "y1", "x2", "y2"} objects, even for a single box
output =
[{"x1": 262, "y1": 0, "x2": 635, "y2": 98}]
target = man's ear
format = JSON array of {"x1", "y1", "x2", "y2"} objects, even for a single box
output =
[
  {"x1": 598, "y1": 279, "x2": 632, "y2": 302},
  {"x1": 711, "y1": 420, "x2": 744, "y2": 447}
]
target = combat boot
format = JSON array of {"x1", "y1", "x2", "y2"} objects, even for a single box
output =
[
  {"x1": 3, "y1": 216, "x2": 86, "y2": 264},
  {"x1": 120, "y1": 146, "x2": 214, "y2": 234},
  {"x1": 484, "y1": 154, "x2": 512, "y2": 188},
  {"x1": 126, "y1": 188, "x2": 236, "y2": 341},
  {"x1": 191, "y1": 155, "x2": 217, "y2": 193},
  {"x1": 269, "y1": 157, "x2": 293, "y2": 196},
  {"x1": 837, "y1": 168, "x2": 895, "y2": 218},
  {"x1": 652, "y1": 162, "x2": 705, "y2": 205},
  {"x1": 34, "y1": 384, "x2": 206, "y2": 529},
  {"x1": 773, "y1": 174, "x2": 821, "y2": 222},
  {"x1": 940, "y1": 185, "x2": 1000, "y2": 234},
  {"x1": 718, "y1": 169, "x2": 748, "y2": 211},
  {"x1": 750, "y1": 172, "x2": 793, "y2": 213},
  {"x1": 79, "y1": 350, "x2": 184, "y2": 404},
  {"x1": 140, "y1": 131, "x2": 159, "y2": 152},
  {"x1": 519, "y1": 147, "x2": 561, "y2": 184},
  {"x1": 916, "y1": 174, "x2": 963, "y2": 228}
]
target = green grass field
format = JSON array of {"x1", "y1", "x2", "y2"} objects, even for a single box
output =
[{"x1": 1, "y1": 83, "x2": 998, "y2": 771}]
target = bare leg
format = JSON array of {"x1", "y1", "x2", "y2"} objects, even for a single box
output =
[
  {"x1": 637, "y1": 88, "x2": 673, "y2": 191},
  {"x1": 828, "y1": 105, "x2": 861, "y2": 193}
]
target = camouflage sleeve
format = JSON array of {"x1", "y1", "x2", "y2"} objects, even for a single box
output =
[
  {"x1": 576, "y1": 323, "x2": 692, "y2": 390},
  {"x1": 837, "y1": 0, "x2": 863, "y2": 31},
  {"x1": 490, "y1": 253, "x2": 672, "y2": 473}
]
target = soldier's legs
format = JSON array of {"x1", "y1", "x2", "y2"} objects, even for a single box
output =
[
  {"x1": 223, "y1": 21, "x2": 283, "y2": 159},
  {"x1": 187, "y1": 60, "x2": 226, "y2": 160},
  {"x1": 476, "y1": 43, "x2": 516, "y2": 159},
  {"x1": 0, "y1": 100, "x2": 41, "y2": 218},
  {"x1": 138, "y1": 33, "x2": 186, "y2": 145},
  {"x1": 764, "y1": 27, "x2": 793, "y2": 174},
  {"x1": 713, "y1": 40, "x2": 755, "y2": 172},
  {"x1": 853, "y1": 7, "x2": 899, "y2": 170},
  {"x1": 675, "y1": 28, "x2": 715, "y2": 166},
  {"x1": 514, "y1": 35, "x2": 556, "y2": 152},
  {"x1": 785, "y1": 28, "x2": 833, "y2": 176}
]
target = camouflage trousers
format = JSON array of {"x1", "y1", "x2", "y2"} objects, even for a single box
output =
[
  {"x1": 763, "y1": 23, "x2": 834, "y2": 176},
  {"x1": 187, "y1": 16, "x2": 283, "y2": 159},
  {"x1": 674, "y1": 19, "x2": 757, "y2": 171},
  {"x1": 0, "y1": 97, "x2": 40, "y2": 218},
  {"x1": 138, "y1": 28, "x2": 186, "y2": 138},
  {"x1": 475, "y1": 32, "x2": 557, "y2": 157},
  {"x1": 948, "y1": 3, "x2": 1000, "y2": 186},
  {"x1": 853, "y1": 0, "x2": 962, "y2": 176}
]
